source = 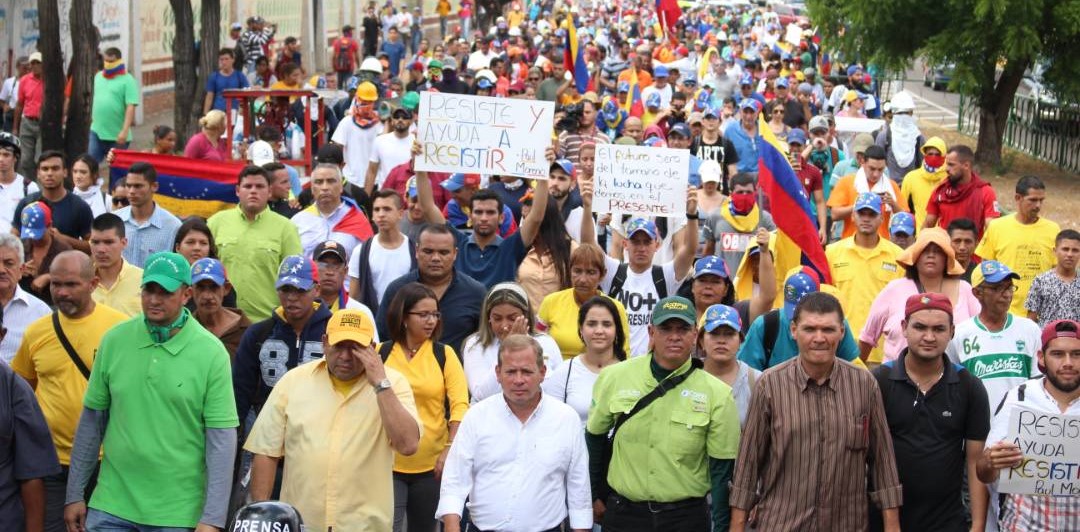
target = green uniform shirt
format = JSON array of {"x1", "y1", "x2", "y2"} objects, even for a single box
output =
[
  {"x1": 90, "y1": 73, "x2": 139, "y2": 140},
  {"x1": 84, "y1": 316, "x2": 239, "y2": 527},
  {"x1": 208, "y1": 207, "x2": 302, "y2": 321},
  {"x1": 587, "y1": 355, "x2": 740, "y2": 502}
]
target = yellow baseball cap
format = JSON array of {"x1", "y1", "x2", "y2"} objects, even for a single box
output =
[{"x1": 326, "y1": 309, "x2": 376, "y2": 346}]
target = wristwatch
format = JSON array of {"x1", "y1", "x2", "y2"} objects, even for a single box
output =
[{"x1": 374, "y1": 378, "x2": 393, "y2": 394}]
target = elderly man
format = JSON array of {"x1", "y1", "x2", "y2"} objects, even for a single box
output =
[
  {"x1": 245, "y1": 308, "x2": 421, "y2": 531},
  {"x1": 438, "y1": 334, "x2": 591, "y2": 532},
  {"x1": 0, "y1": 232, "x2": 49, "y2": 363},
  {"x1": 292, "y1": 163, "x2": 373, "y2": 260}
]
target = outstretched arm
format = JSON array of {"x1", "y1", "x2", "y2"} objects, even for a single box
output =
[
  {"x1": 412, "y1": 140, "x2": 447, "y2": 225},
  {"x1": 518, "y1": 145, "x2": 556, "y2": 247}
]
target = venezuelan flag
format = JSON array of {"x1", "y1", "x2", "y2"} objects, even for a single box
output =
[
  {"x1": 110, "y1": 150, "x2": 246, "y2": 220},
  {"x1": 623, "y1": 68, "x2": 644, "y2": 117},
  {"x1": 563, "y1": 16, "x2": 590, "y2": 94},
  {"x1": 756, "y1": 115, "x2": 832, "y2": 285}
]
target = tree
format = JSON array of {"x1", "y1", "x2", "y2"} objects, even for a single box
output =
[
  {"x1": 38, "y1": 0, "x2": 67, "y2": 152},
  {"x1": 66, "y1": 0, "x2": 101, "y2": 158},
  {"x1": 170, "y1": 0, "x2": 221, "y2": 145},
  {"x1": 808, "y1": 0, "x2": 1080, "y2": 168}
]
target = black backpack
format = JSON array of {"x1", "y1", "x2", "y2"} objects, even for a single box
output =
[
  {"x1": 760, "y1": 309, "x2": 782, "y2": 369},
  {"x1": 608, "y1": 263, "x2": 668, "y2": 301}
]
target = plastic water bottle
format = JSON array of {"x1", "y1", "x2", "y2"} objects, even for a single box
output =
[
  {"x1": 283, "y1": 126, "x2": 294, "y2": 159},
  {"x1": 232, "y1": 130, "x2": 244, "y2": 160}
]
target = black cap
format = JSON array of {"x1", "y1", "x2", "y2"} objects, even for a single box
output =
[
  {"x1": 313, "y1": 240, "x2": 348, "y2": 262},
  {"x1": 317, "y1": 144, "x2": 344, "y2": 165}
]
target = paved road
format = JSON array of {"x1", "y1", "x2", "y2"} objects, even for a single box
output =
[{"x1": 880, "y1": 66, "x2": 963, "y2": 131}]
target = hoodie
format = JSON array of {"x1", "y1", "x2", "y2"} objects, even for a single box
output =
[
  {"x1": 899, "y1": 136, "x2": 948, "y2": 230},
  {"x1": 926, "y1": 170, "x2": 1000, "y2": 239},
  {"x1": 232, "y1": 302, "x2": 334, "y2": 421}
]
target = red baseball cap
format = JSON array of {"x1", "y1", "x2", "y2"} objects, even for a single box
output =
[
  {"x1": 904, "y1": 293, "x2": 953, "y2": 321},
  {"x1": 1041, "y1": 320, "x2": 1080, "y2": 351}
]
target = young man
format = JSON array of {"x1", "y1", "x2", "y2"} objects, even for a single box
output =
[
  {"x1": 689, "y1": 105, "x2": 740, "y2": 196},
  {"x1": 13, "y1": 52, "x2": 43, "y2": 178},
  {"x1": 365, "y1": 107, "x2": 415, "y2": 195},
  {"x1": 113, "y1": 163, "x2": 182, "y2": 268},
  {"x1": 899, "y1": 136, "x2": 948, "y2": 229},
  {"x1": 787, "y1": 128, "x2": 827, "y2": 243},
  {"x1": 262, "y1": 162, "x2": 300, "y2": 218},
  {"x1": 703, "y1": 173, "x2": 776, "y2": 272},
  {"x1": 330, "y1": 81, "x2": 383, "y2": 187},
  {"x1": 13, "y1": 151, "x2": 94, "y2": 253},
  {"x1": 203, "y1": 48, "x2": 249, "y2": 114},
  {"x1": 872, "y1": 293, "x2": 990, "y2": 532},
  {"x1": 828, "y1": 145, "x2": 906, "y2": 241},
  {"x1": 947, "y1": 218, "x2": 979, "y2": 282},
  {"x1": 349, "y1": 189, "x2": 416, "y2": 311},
  {"x1": 19, "y1": 201, "x2": 71, "y2": 305},
  {"x1": 924, "y1": 145, "x2": 1000, "y2": 239},
  {"x1": 89, "y1": 213, "x2": 143, "y2": 318},
  {"x1": 89, "y1": 48, "x2": 139, "y2": 162},
  {"x1": 0, "y1": 131, "x2": 39, "y2": 233},
  {"x1": 976, "y1": 175, "x2": 1060, "y2": 317},
  {"x1": 1026, "y1": 229, "x2": 1080, "y2": 326},
  {"x1": 330, "y1": 25, "x2": 361, "y2": 88}
]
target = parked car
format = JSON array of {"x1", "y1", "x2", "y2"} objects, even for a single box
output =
[
  {"x1": 773, "y1": 3, "x2": 810, "y2": 26},
  {"x1": 923, "y1": 63, "x2": 955, "y2": 91}
]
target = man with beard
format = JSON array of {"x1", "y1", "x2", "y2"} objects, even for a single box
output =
[
  {"x1": 875, "y1": 91, "x2": 924, "y2": 184},
  {"x1": 978, "y1": 319, "x2": 1080, "y2": 531},
  {"x1": 923, "y1": 145, "x2": 1000, "y2": 240},
  {"x1": 365, "y1": 107, "x2": 415, "y2": 195},
  {"x1": 11, "y1": 251, "x2": 127, "y2": 532},
  {"x1": 871, "y1": 293, "x2": 990, "y2": 532}
]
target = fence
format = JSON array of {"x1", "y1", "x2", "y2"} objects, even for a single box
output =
[{"x1": 958, "y1": 93, "x2": 1080, "y2": 173}]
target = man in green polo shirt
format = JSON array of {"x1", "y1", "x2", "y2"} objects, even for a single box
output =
[
  {"x1": 63, "y1": 252, "x2": 239, "y2": 532},
  {"x1": 586, "y1": 295, "x2": 741, "y2": 532},
  {"x1": 208, "y1": 165, "x2": 302, "y2": 321}
]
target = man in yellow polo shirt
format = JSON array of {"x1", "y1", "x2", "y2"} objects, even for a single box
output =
[
  {"x1": 975, "y1": 175, "x2": 1059, "y2": 316},
  {"x1": 12, "y1": 251, "x2": 127, "y2": 530},
  {"x1": 245, "y1": 308, "x2": 421, "y2": 531},
  {"x1": 89, "y1": 213, "x2": 143, "y2": 317},
  {"x1": 826, "y1": 193, "x2": 904, "y2": 367},
  {"x1": 587, "y1": 296, "x2": 740, "y2": 531}
]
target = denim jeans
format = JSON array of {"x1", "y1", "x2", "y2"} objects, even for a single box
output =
[
  {"x1": 85, "y1": 508, "x2": 193, "y2": 531},
  {"x1": 88, "y1": 131, "x2": 128, "y2": 163}
]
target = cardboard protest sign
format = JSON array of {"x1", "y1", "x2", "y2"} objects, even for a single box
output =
[
  {"x1": 998, "y1": 406, "x2": 1080, "y2": 496},
  {"x1": 416, "y1": 92, "x2": 555, "y2": 179},
  {"x1": 592, "y1": 144, "x2": 690, "y2": 217}
]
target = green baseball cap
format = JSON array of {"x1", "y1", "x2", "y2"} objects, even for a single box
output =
[
  {"x1": 142, "y1": 251, "x2": 193, "y2": 293},
  {"x1": 651, "y1": 296, "x2": 696, "y2": 326}
]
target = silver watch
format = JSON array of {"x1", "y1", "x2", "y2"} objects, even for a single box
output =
[{"x1": 375, "y1": 378, "x2": 393, "y2": 393}]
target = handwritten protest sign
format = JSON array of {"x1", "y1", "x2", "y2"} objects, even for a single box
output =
[
  {"x1": 592, "y1": 144, "x2": 689, "y2": 217},
  {"x1": 417, "y1": 92, "x2": 554, "y2": 179},
  {"x1": 998, "y1": 406, "x2": 1080, "y2": 496}
]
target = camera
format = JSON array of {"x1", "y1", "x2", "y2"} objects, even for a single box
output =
[{"x1": 556, "y1": 103, "x2": 584, "y2": 134}]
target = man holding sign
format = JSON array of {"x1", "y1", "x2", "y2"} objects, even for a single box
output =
[{"x1": 978, "y1": 319, "x2": 1080, "y2": 530}]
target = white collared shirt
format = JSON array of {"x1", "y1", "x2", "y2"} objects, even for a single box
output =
[
  {"x1": 291, "y1": 201, "x2": 362, "y2": 261},
  {"x1": 435, "y1": 392, "x2": 592, "y2": 532},
  {"x1": 461, "y1": 334, "x2": 562, "y2": 403},
  {"x1": 1, "y1": 285, "x2": 51, "y2": 364}
]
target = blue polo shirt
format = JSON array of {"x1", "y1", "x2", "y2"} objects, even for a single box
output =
[
  {"x1": 450, "y1": 226, "x2": 526, "y2": 289},
  {"x1": 724, "y1": 121, "x2": 761, "y2": 174},
  {"x1": 736, "y1": 310, "x2": 860, "y2": 370}
]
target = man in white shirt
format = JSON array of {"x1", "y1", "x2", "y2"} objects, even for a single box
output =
[
  {"x1": 365, "y1": 107, "x2": 415, "y2": 195},
  {"x1": 1, "y1": 58, "x2": 28, "y2": 133},
  {"x1": 0, "y1": 232, "x2": 49, "y2": 363},
  {"x1": 0, "y1": 132, "x2": 37, "y2": 233},
  {"x1": 466, "y1": 36, "x2": 499, "y2": 71},
  {"x1": 330, "y1": 81, "x2": 383, "y2": 186},
  {"x1": 349, "y1": 188, "x2": 414, "y2": 311},
  {"x1": 291, "y1": 164, "x2": 373, "y2": 260},
  {"x1": 436, "y1": 334, "x2": 592, "y2": 532}
]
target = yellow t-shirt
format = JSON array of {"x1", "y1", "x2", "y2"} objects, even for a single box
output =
[
  {"x1": 11, "y1": 304, "x2": 129, "y2": 464},
  {"x1": 899, "y1": 168, "x2": 946, "y2": 231},
  {"x1": 826, "y1": 237, "x2": 904, "y2": 364},
  {"x1": 537, "y1": 288, "x2": 631, "y2": 359},
  {"x1": 975, "y1": 214, "x2": 1060, "y2": 316},
  {"x1": 380, "y1": 340, "x2": 469, "y2": 474},
  {"x1": 92, "y1": 261, "x2": 144, "y2": 318}
]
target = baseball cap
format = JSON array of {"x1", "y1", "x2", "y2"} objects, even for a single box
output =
[
  {"x1": 851, "y1": 133, "x2": 876, "y2": 155},
  {"x1": 972, "y1": 260, "x2": 1021, "y2": 288},
  {"x1": 231, "y1": 22, "x2": 243, "y2": 30},
  {"x1": 646, "y1": 91, "x2": 662, "y2": 108},
  {"x1": 313, "y1": 240, "x2": 348, "y2": 263},
  {"x1": 653, "y1": 65, "x2": 669, "y2": 77},
  {"x1": 317, "y1": 143, "x2": 344, "y2": 165},
  {"x1": 191, "y1": 258, "x2": 227, "y2": 287},
  {"x1": 739, "y1": 73, "x2": 753, "y2": 86},
  {"x1": 249, "y1": 140, "x2": 275, "y2": 166},
  {"x1": 406, "y1": 176, "x2": 418, "y2": 198},
  {"x1": 787, "y1": 128, "x2": 808, "y2": 146},
  {"x1": 808, "y1": 115, "x2": 829, "y2": 132},
  {"x1": 699, "y1": 304, "x2": 742, "y2": 333},
  {"x1": 1041, "y1": 320, "x2": 1080, "y2": 351},
  {"x1": 904, "y1": 292, "x2": 953, "y2": 321},
  {"x1": 440, "y1": 173, "x2": 481, "y2": 192},
  {"x1": 668, "y1": 123, "x2": 691, "y2": 138},
  {"x1": 427, "y1": 59, "x2": 443, "y2": 70},
  {"x1": 694, "y1": 256, "x2": 730, "y2": 279},
  {"x1": 617, "y1": 80, "x2": 630, "y2": 93},
  {"x1": 803, "y1": 67, "x2": 817, "y2": 76},
  {"x1": 782, "y1": 272, "x2": 819, "y2": 320},
  {"x1": 651, "y1": 296, "x2": 696, "y2": 326},
  {"x1": 625, "y1": 218, "x2": 659, "y2": 240},
  {"x1": 326, "y1": 308, "x2": 377, "y2": 346},
  {"x1": 29, "y1": 52, "x2": 42, "y2": 63},
  {"x1": 739, "y1": 99, "x2": 760, "y2": 112},
  {"x1": 843, "y1": 90, "x2": 869, "y2": 103},
  {"x1": 551, "y1": 158, "x2": 574, "y2": 177},
  {"x1": 142, "y1": 252, "x2": 193, "y2": 293},
  {"x1": 854, "y1": 192, "x2": 883, "y2": 214},
  {"x1": 776, "y1": 77, "x2": 790, "y2": 89},
  {"x1": 889, "y1": 212, "x2": 916, "y2": 237},
  {"x1": 699, "y1": 160, "x2": 722, "y2": 184},
  {"x1": 703, "y1": 105, "x2": 721, "y2": 119},
  {"x1": 402, "y1": 91, "x2": 420, "y2": 111},
  {"x1": 476, "y1": 77, "x2": 494, "y2": 89},
  {"x1": 688, "y1": 111, "x2": 703, "y2": 125},
  {"x1": 275, "y1": 255, "x2": 318, "y2": 291},
  {"x1": 19, "y1": 202, "x2": 51, "y2": 240}
]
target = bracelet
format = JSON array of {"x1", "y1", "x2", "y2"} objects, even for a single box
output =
[{"x1": 686, "y1": 212, "x2": 699, "y2": 220}]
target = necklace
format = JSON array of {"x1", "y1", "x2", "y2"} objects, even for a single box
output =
[{"x1": 912, "y1": 369, "x2": 944, "y2": 407}]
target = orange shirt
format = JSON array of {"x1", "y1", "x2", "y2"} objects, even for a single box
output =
[
  {"x1": 827, "y1": 173, "x2": 905, "y2": 240},
  {"x1": 618, "y1": 68, "x2": 653, "y2": 89}
]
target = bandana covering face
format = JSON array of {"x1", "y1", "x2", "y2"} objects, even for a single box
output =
[
  {"x1": 104, "y1": 59, "x2": 127, "y2": 79},
  {"x1": 352, "y1": 100, "x2": 380, "y2": 128}
]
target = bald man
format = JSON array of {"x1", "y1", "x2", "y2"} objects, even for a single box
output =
[
  {"x1": 11, "y1": 250, "x2": 128, "y2": 532},
  {"x1": 621, "y1": 117, "x2": 644, "y2": 144}
]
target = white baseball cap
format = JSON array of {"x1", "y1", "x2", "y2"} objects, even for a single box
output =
[{"x1": 249, "y1": 140, "x2": 275, "y2": 166}]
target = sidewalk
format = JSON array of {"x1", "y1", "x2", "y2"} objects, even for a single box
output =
[{"x1": 131, "y1": 107, "x2": 176, "y2": 150}]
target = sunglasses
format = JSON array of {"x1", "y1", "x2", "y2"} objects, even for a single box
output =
[
  {"x1": 112, "y1": 197, "x2": 130, "y2": 207},
  {"x1": 528, "y1": 76, "x2": 541, "y2": 81}
]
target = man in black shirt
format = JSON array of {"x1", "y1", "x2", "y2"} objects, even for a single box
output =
[
  {"x1": 12, "y1": 151, "x2": 92, "y2": 253},
  {"x1": 689, "y1": 106, "x2": 739, "y2": 195}
]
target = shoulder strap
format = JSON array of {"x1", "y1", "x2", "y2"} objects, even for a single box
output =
[
  {"x1": 994, "y1": 382, "x2": 1027, "y2": 416},
  {"x1": 52, "y1": 312, "x2": 91, "y2": 380},
  {"x1": 563, "y1": 358, "x2": 573, "y2": 402},
  {"x1": 762, "y1": 309, "x2": 780, "y2": 369},
  {"x1": 379, "y1": 341, "x2": 395, "y2": 362},
  {"x1": 611, "y1": 358, "x2": 703, "y2": 440},
  {"x1": 433, "y1": 342, "x2": 447, "y2": 371},
  {"x1": 651, "y1": 265, "x2": 668, "y2": 299},
  {"x1": 608, "y1": 263, "x2": 630, "y2": 297}
]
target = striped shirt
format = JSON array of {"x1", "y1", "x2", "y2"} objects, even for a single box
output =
[
  {"x1": 730, "y1": 357, "x2": 903, "y2": 531},
  {"x1": 116, "y1": 204, "x2": 182, "y2": 268}
]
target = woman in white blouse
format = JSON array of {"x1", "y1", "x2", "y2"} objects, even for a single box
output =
[
  {"x1": 70, "y1": 154, "x2": 111, "y2": 217},
  {"x1": 543, "y1": 296, "x2": 627, "y2": 425},
  {"x1": 462, "y1": 282, "x2": 561, "y2": 402}
]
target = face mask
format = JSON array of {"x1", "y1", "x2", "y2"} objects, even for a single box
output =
[
  {"x1": 923, "y1": 154, "x2": 944, "y2": 172},
  {"x1": 731, "y1": 192, "x2": 756, "y2": 214}
]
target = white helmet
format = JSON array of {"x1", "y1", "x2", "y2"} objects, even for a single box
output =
[
  {"x1": 889, "y1": 91, "x2": 915, "y2": 113},
  {"x1": 360, "y1": 56, "x2": 383, "y2": 74}
]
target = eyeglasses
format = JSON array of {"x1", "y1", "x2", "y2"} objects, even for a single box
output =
[
  {"x1": 982, "y1": 284, "x2": 1017, "y2": 295},
  {"x1": 409, "y1": 311, "x2": 441, "y2": 321}
]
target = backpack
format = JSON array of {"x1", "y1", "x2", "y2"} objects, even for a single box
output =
[
  {"x1": 609, "y1": 263, "x2": 668, "y2": 301},
  {"x1": 760, "y1": 309, "x2": 781, "y2": 369},
  {"x1": 380, "y1": 341, "x2": 453, "y2": 415},
  {"x1": 333, "y1": 38, "x2": 353, "y2": 72}
]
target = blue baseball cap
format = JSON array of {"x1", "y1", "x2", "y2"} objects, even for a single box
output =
[
  {"x1": 782, "y1": 272, "x2": 820, "y2": 320},
  {"x1": 668, "y1": 123, "x2": 691, "y2": 138},
  {"x1": 973, "y1": 260, "x2": 1021, "y2": 287},
  {"x1": 646, "y1": 91, "x2": 662, "y2": 108},
  {"x1": 699, "y1": 304, "x2": 742, "y2": 333},
  {"x1": 776, "y1": 77, "x2": 790, "y2": 88},
  {"x1": 694, "y1": 256, "x2": 730, "y2": 279},
  {"x1": 703, "y1": 104, "x2": 721, "y2": 118},
  {"x1": 191, "y1": 258, "x2": 228, "y2": 286},
  {"x1": 787, "y1": 128, "x2": 808, "y2": 146},
  {"x1": 653, "y1": 65, "x2": 669, "y2": 77},
  {"x1": 276, "y1": 255, "x2": 318, "y2": 291},
  {"x1": 19, "y1": 201, "x2": 51, "y2": 241},
  {"x1": 618, "y1": 80, "x2": 630, "y2": 93},
  {"x1": 625, "y1": 218, "x2": 659, "y2": 240},
  {"x1": 406, "y1": 176, "x2": 418, "y2": 198},
  {"x1": 854, "y1": 192, "x2": 883, "y2": 214},
  {"x1": 476, "y1": 77, "x2": 494, "y2": 89},
  {"x1": 440, "y1": 173, "x2": 480, "y2": 192},
  {"x1": 889, "y1": 212, "x2": 916, "y2": 237},
  {"x1": 739, "y1": 73, "x2": 753, "y2": 86},
  {"x1": 739, "y1": 99, "x2": 760, "y2": 112},
  {"x1": 345, "y1": 76, "x2": 361, "y2": 91},
  {"x1": 551, "y1": 158, "x2": 574, "y2": 177},
  {"x1": 602, "y1": 99, "x2": 619, "y2": 121}
]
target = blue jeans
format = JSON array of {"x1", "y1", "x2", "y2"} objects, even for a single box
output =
[
  {"x1": 85, "y1": 508, "x2": 193, "y2": 531},
  {"x1": 88, "y1": 131, "x2": 128, "y2": 163}
]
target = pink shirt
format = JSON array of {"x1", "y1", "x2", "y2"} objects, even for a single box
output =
[
  {"x1": 859, "y1": 277, "x2": 981, "y2": 362},
  {"x1": 17, "y1": 74, "x2": 44, "y2": 118},
  {"x1": 183, "y1": 132, "x2": 229, "y2": 161}
]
